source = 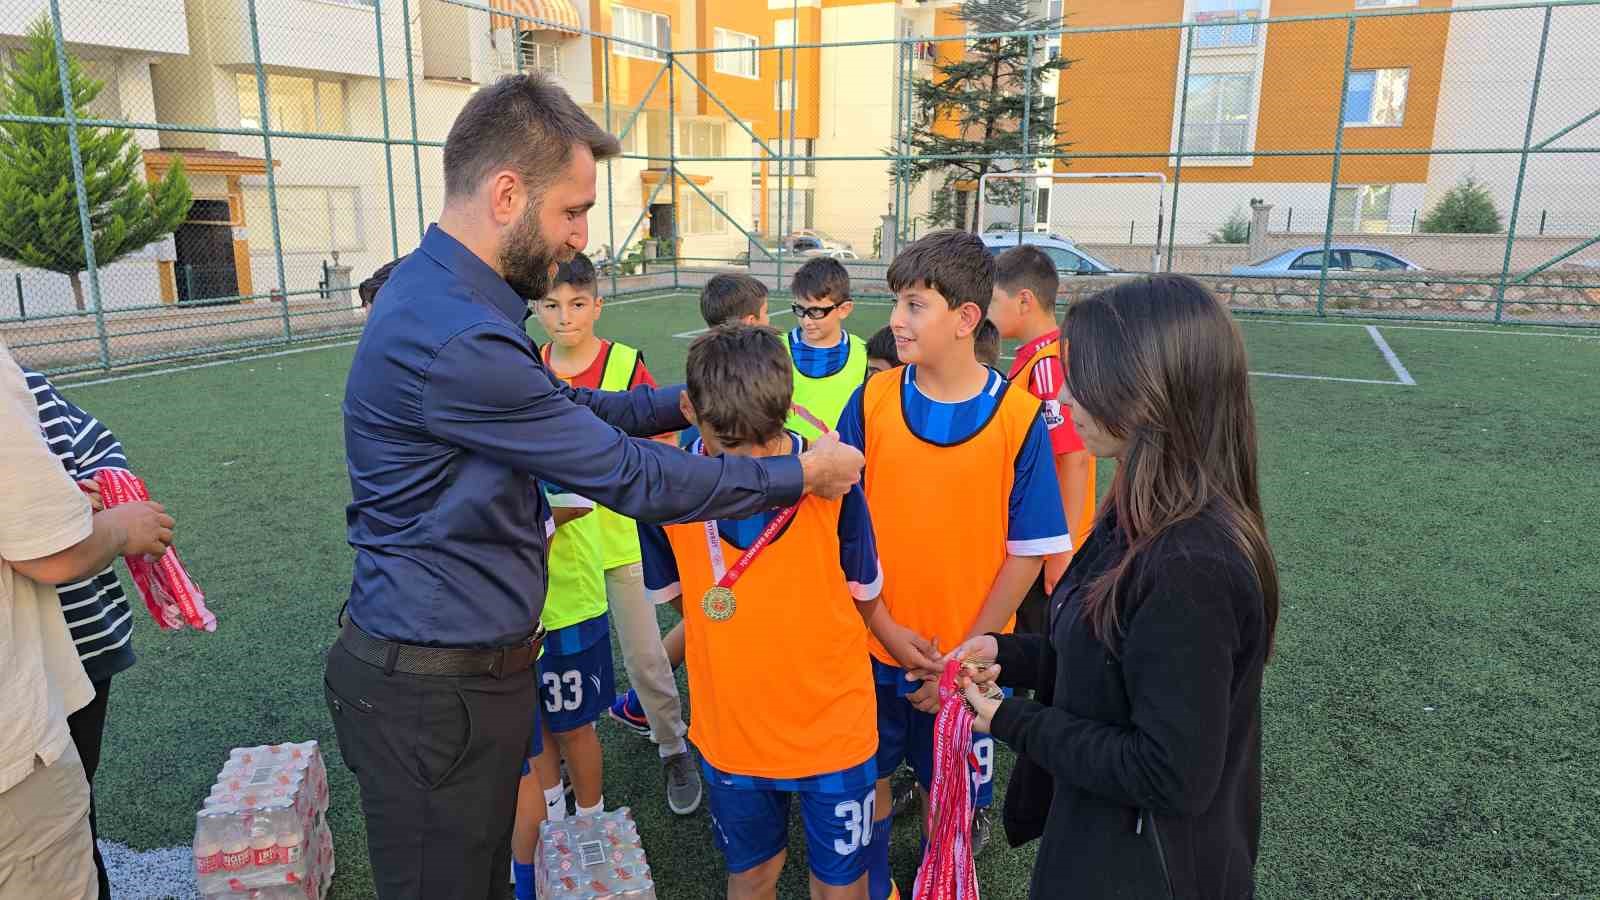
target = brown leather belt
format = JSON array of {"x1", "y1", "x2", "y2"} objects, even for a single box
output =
[{"x1": 338, "y1": 615, "x2": 545, "y2": 679}]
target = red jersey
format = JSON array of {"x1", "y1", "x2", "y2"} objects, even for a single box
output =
[{"x1": 1007, "y1": 329, "x2": 1084, "y2": 456}]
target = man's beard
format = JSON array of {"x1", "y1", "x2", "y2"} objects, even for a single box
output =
[{"x1": 498, "y1": 202, "x2": 573, "y2": 301}]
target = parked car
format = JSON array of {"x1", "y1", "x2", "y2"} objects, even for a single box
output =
[
  {"x1": 1231, "y1": 245, "x2": 1423, "y2": 276},
  {"x1": 979, "y1": 231, "x2": 1118, "y2": 276},
  {"x1": 802, "y1": 247, "x2": 859, "y2": 260},
  {"x1": 782, "y1": 229, "x2": 854, "y2": 254}
]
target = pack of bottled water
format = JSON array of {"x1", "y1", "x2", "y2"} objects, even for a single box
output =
[
  {"x1": 192, "y1": 741, "x2": 335, "y2": 898},
  {"x1": 537, "y1": 807, "x2": 657, "y2": 899}
]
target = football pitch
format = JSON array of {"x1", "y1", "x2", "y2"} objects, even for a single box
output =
[{"x1": 57, "y1": 290, "x2": 1600, "y2": 899}]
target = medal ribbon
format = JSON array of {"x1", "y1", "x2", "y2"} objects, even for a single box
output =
[{"x1": 701, "y1": 406, "x2": 831, "y2": 589}]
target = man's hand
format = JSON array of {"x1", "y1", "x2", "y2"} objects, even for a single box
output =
[
  {"x1": 106, "y1": 501, "x2": 175, "y2": 558},
  {"x1": 797, "y1": 431, "x2": 863, "y2": 500}
]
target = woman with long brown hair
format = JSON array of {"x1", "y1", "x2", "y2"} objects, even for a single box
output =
[{"x1": 948, "y1": 274, "x2": 1279, "y2": 898}]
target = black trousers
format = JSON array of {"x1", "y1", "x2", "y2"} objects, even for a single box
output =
[
  {"x1": 1014, "y1": 570, "x2": 1051, "y2": 638},
  {"x1": 67, "y1": 677, "x2": 112, "y2": 900},
  {"x1": 324, "y1": 641, "x2": 535, "y2": 900}
]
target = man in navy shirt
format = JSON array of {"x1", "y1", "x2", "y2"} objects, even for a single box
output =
[{"x1": 326, "y1": 73, "x2": 863, "y2": 900}]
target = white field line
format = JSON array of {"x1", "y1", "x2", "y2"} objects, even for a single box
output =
[
  {"x1": 57, "y1": 339, "x2": 361, "y2": 389},
  {"x1": 1365, "y1": 325, "x2": 1417, "y2": 385},
  {"x1": 1236, "y1": 316, "x2": 1600, "y2": 340}
]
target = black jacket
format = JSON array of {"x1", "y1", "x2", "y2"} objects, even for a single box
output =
[{"x1": 990, "y1": 512, "x2": 1268, "y2": 899}]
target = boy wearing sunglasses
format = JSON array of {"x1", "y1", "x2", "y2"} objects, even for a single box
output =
[{"x1": 785, "y1": 258, "x2": 868, "y2": 439}]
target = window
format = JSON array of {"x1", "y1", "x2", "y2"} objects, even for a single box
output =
[
  {"x1": 237, "y1": 73, "x2": 346, "y2": 134},
  {"x1": 683, "y1": 191, "x2": 730, "y2": 235},
  {"x1": 775, "y1": 18, "x2": 795, "y2": 47},
  {"x1": 678, "y1": 120, "x2": 725, "y2": 158},
  {"x1": 775, "y1": 79, "x2": 796, "y2": 111},
  {"x1": 1334, "y1": 184, "x2": 1394, "y2": 232},
  {"x1": 1047, "y1": 0, "x2": 1063, "y2": 22},
  {"x1": 1344, "y1": 69, "x2": 1408, "y2": 126},
  {"x1": 773, "y1": 138, "x2": 814, "y2": 176},
  {"x1": 1290, "y1": 251, "x2": 1338, "y2": 270},
  {"x1": 767, "y1": 187, "x2": 814, "y2": 233},
  {"x1": 1355, "y1": 0, "x2": 1418, "y2": 7},
  {"x1": 1193, "y1": 0, "x2": 1260, "y2": 49},
  {"x1": 1046, "y1": 45, "x2": 1061, "y2": 61},
  {"x1": 1034, "y1": 187, "x2": 1050, "y2": 225},
  {"x1": 1348, "y1": 250, "x2": 1408, "y2": 271},
  {"x1": 614, "y1": 6, "x2": 670, "y2": 61},
  {"x1": 1042, "y1": 246, "x2": 1091, "y2": 274},
  {"x1": 518, "y1": 34, "x2": 563, "y2": 75},
  {"x1": 1181, "y1": 73, "x2": 1253, "y2": 156},
  {"x1": 714, "y1": 28, "x2": 759, "y2": 78},
  {"x1": 242, "y1": 185, "x2": 362, "y2": 252}
]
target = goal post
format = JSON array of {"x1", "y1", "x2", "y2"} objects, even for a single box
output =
[{"x1": 977, "y1": 170, "x2": 1169, "y2": 273}]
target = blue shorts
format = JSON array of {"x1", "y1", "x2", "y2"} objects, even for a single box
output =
[
  {"x1": 874, "y1": 673, "x2": 1001, "y2": 809},
  {"x1": 537, "y1": 635, "x2": 615, "y2": 734},
  {"x1": 707, "y1": 776, "x2": 878, "y2": 886}
]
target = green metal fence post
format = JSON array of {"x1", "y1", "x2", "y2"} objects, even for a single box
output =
[
  {"x1": 775, "y1": 45, "x2": 786, "y2": 294},
  {"x1": 667, "y1": 52, "x2": 679, "y2": 290},
  {"x1": 46, "y1": 0, "x2": 109, "y2": 368},
  {"x1": 401, "y1": 0, "x2": 425, "y2": 241},
  {"x1": 603, "y1": 37, "x2": 619, "y2": 299},
  {"x1": 373, "y1": 0, "x2": 400, "y2": 258},
  {"x1": 1017, "y1": 34, "x2": 1034, "y2": 243},
  {"x1": 183, "y1": 264, "x2": 196, "y2": 303},
  {"x1": 1494, "y1": 4, "x2": 1553, "y2": 323},
  {"x1": 891, "y1": 40, "x2": 905, "y2": 251},
  {"x1": 1166, "y1": 22, "x2": 1194, "y2": 273},
  {"x1": 1317, "y1": 15, "x2": 1358, "y2": 317},
  {"x1": 245, "y1": 0, "x2": 293, "y2": 341},
  {"x1": 13, "y1": 274, "x2": 23, "y2": 320},
  {"x1": 786, "y1": 0, "x2": 799, "y2": 250}
]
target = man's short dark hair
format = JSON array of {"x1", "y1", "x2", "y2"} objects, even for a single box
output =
[
  {"x1": 359, "y1": 255, "x2": 407, "y2": 307},
  {"x1": 866, "y1": 326, "x2": 900, "y2": 367},
  {"x1": 699, "y1": 274, "x2": 769, "y2": 327},
  {"x1": 791, "y1": 257, "x2": 850, "y2": 305},
  {"x1": 993, "y1": 244, "x2": 1059, "y2": 311},
  {"x1": 443, "y1": 73, "x2": 621, "y2": 202},
  {"x1": 886, "y1": 229, "x2": 995, "y2": 313},
  {"x1": 685, "y1": 324, "x2": 793, "y2": 449},
  {"x1": 553, "y1": 252, "x2": 598, "y2": 295},
  {"x1": 975, "y1": 319, "x2": 1001, "y2": 368}
]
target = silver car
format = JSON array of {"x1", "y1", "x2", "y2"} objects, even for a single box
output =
[
  {"x1": 979, "y1": 232, "x2": 1118, "y2": 275},
  {"x1": 1231, "y1": 245, "x2": 1423, "y2": 276}
]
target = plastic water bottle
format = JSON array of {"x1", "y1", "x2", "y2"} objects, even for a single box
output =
[
  {"x1": 275, "y1": 806, "x2": 306, "y2": 881},
  {"x1": 219, "y1": 814, "x2": 252, "y2": 879},
  {"x1": 193, "y1": 811, "x2": 227, "y2": 894}
]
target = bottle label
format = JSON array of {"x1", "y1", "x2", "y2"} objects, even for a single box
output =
[
  {"x1": 280, "y1": 843, "x2": 303, "y2": 864},
  {"x1": 222, "y1": 848, "x2": 251, "y2": 871},
  {"x1": 253, "y1": 846, "x2": 277, "y2": 866},
  {"x1": 196, "y1": 851, "x2": 223, "y2": 875}
]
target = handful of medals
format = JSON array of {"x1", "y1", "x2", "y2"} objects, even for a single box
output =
[{"x1": 958, "y1": 655, "x2": 1005, "y2": 713}]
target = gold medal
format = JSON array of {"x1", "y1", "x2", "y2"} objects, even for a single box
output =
[{"x1": 702, "y1": 585, "x2": 737, "y2": 621}]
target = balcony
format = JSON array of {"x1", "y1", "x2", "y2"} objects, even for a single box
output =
[
  {"x1": 1191, "y1": 11, "x2": 1260, "y2": 51},
  {"x1": 197, "y1": 0, "x2": 414, "y2": 81},
  {"x1": 1, "y1": 0, "x2": 189, "y2": 56}
]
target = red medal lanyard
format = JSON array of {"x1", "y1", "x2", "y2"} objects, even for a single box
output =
[
  {"x1": 701, "y1": 405, "x2": 830, "y2": 587},
  {"x1": 913, "y1": 659, "x2": 982, "y2": 900}
]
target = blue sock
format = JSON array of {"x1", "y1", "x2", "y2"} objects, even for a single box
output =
[
  {"x1": 513, "y1": 860, "x2": 535, "y2": 900},
  {"x1": 867, "y1": 815, "x2": 894, "y2": 899}
]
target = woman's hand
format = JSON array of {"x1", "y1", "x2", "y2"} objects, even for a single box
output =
[{"x1": 963, "y1": 681, "x2": 1003, "y2": 734}]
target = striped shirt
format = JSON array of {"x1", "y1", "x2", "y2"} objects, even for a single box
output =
[
  {"x1": 788, "y1": 327, "x2": 852, "y2": 379},
  {"x1": 22, "y1": 370, "x2": 137, "y2": 683}
]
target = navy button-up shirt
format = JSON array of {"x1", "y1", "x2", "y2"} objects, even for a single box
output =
[{"x1": 343, "y1": 225, "x2": 804, "y2": 647}]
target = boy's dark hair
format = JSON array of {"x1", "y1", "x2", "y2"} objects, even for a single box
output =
[
  {"x1": 791, "y1": 257, "x2": 851, "y2": 304},
  {"x1": 993, "y1": 244, "x2": 1059, "y2": 311},
  {"x1": 553, "y1": 251, "x2": 598, "y2": 294},
  {"x1": 359, "y1": 255, "x2": 407, "y2": 307},
  {"x1": 886, "y1": 229, "x2": 995, "y2": 313},
  {"x1": 443, "y1": 73, "x2": 620, "y2": 202},
  {"x1": 974, "y1": 320, "x2": 1001, "y2": 367},
  {"x1": 865, "y1": 325, "x2": 900, "y2": 367},
  {"x1": 699, "y1": 274, "x2": 769, "y2": 327},
  {"x1": 685, "y1": 325, "x2": 793, "y2": 448}
]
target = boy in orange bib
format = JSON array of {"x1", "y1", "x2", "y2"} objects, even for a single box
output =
[
  {"x1": 835, "y1": 230, "x2": 1070, "y2": 897},
  {"x1": 637, "y1": 325, "x2": 934, "y2": 900}
]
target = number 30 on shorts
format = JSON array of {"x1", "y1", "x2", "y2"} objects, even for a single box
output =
[
  {"x1": 833, "y1": 790, "x2": 877, "y2": 855},
  {"x1": 542, "y1": 670, "x2": 583, "y2": 712}
]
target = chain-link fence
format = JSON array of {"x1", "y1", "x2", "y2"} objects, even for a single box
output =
[{"x1": 3, "y1": 0, "x2": 1597, "y2": 374}]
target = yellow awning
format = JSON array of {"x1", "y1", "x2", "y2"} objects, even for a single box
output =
[{"x1": 490, "y1": 0, "x2": 581, "y2": 35}]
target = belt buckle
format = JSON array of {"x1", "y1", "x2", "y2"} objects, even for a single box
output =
[{"x1": 490, "y1": 622, "x2": 546, "y2": 680}]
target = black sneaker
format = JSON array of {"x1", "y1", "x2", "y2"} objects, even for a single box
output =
[
  {"x1": 890, "y1": 771, "x2": 919, "y2": 818},
  {"x1": 971, "y1": 807, "x2": 993, "y2": 856}
]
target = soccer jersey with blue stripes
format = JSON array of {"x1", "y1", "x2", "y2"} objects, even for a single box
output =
[
  {"x1": 788, "y1": 327, "x2": 852, "y2": 379},
  {"x1": 23, "y1": 370, "x2": 136, "y2": 682}
]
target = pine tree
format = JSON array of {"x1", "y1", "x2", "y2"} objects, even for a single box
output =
[
  {"x1": 1210, "y1": 207, "x2": 1250, "y2": 244},
  {"x1": 0, "y1": 19, "x2": 190, "y2": 311},
  {"x1": 893, "y1": 0, "x2": 1070, "y2": 232},
  {"x1": 1418, "y1": 176, "x2": 1503, "y2": 234}
]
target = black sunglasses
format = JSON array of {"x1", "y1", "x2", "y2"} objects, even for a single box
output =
[{"x1": 790, "y1": 302, "x2": 847, "y2": 320}]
